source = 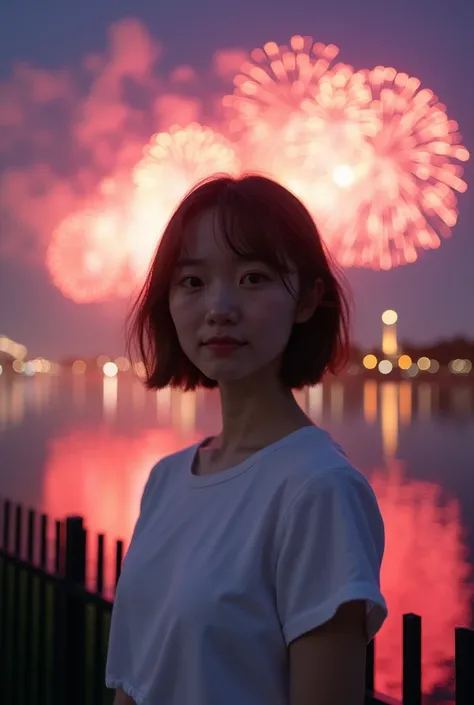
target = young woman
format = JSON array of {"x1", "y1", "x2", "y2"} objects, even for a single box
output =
[{"x1": 106, "y1": 174, "x2": 388, "y2": 705}]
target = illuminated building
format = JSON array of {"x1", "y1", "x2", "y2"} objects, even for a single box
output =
[{"x1": 381, "y1": 310, "x2": 399, "y2": 359}]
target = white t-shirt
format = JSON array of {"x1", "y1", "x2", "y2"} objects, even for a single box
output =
[{"x1": 105, "y1": 425, "x2": 388, "y2": 705}]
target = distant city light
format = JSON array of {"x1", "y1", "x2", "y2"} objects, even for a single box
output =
[
  {"x1": 96, "y1": 355, "x2": 110, "y2": 369},
  {"x1": 407, "y1": 364, "x2": 419, "y2": 378},
  {"x1": 24, "y1": 361, "x2": 36, "y2": 376},
  {"x1": 12, "y1": 359, "x2": 25, "y2": 374},
  {"x1": 398, "y1": 354, "x2": 412, "y2": 370},
  {"x1": 381, "y1": 310, "x2": 398, "y2": 325},
  {"x1": 449, "y1": 359, "x2": 472, "y2": 374},
  {"x1": 378, "y1": 360, "x2": 393, "y2": 374},
  {"x1": 417, "y1": 356, "x2": 431, "y2": 371},
  {"x1": 103, "y1": 361, "x2": 118, "y2": 378},
  {"x1": 72, "y1": 360, "x2": 87, "y2": 375},
  {"x1": 363, "y1": 354, "x2": 378, "y2": 370},
  {"x1": 428, "y1": 360, "x2": 440, "y2": 374},
  {"x1": 115, "y1": 356, "x2": 131, "y2": 372}
]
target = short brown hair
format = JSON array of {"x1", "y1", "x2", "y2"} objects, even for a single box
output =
[{"x1": 126, "y1": 174, "x2": 351, "y2": 390}]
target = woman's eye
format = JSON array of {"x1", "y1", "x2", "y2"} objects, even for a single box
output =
[
  {"x1": 241, "y1": 272, "x2": 271, "y2": 285},
  {"x1": 180, "y1": 276, "x2": 203, "y2": 289}
]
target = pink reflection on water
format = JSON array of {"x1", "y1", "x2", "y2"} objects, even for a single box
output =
[
  {"x1": 42, "y1": 426, "x2": 200, "y2": 592},
  {"x1": 371, "y1": 459, "x2": 473, "y2": 700}
]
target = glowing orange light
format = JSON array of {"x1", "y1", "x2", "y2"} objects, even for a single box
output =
[
  {"x1": 363, "y1": 354, "x2": 378, "y2": 370},
  {"x1": 398, "y1": 354, "x2": 412, "y2": 370}
]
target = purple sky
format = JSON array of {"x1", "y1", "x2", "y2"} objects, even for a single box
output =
[{"x1": 1, "y1": 0, "x2": 473, "y2": 360}]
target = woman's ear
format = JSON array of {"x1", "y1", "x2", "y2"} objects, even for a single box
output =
[{"x1": 294, "y1": 278, "x2": 324, "y2": 324}]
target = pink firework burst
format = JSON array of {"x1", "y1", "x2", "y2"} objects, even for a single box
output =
[
  {"x1": 265, "y1": 64, "x2": 381, "y2": 221},
  {"x1": 223, "y1": 35, "x2": 341, "y2": 138},
  {"x1": 323, "y1": 66, "x2": 470, "y2": 269},
  {"x1": 46, "y1": 209, "x2": 130, "y2": 303},
  {"x1": 127, "y1": 123, "x2": 240, "y2": 277}
]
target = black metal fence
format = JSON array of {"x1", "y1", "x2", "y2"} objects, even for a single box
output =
[{"x1": 0, "y1": 496, "x2": 473, "y2": 705}]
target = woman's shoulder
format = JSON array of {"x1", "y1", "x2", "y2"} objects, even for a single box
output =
[{"x1": 270, "y1": 426, "x2": 376, "y2": 508}]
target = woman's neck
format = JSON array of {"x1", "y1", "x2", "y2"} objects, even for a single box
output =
[{"x1": 214, "y1": 372, "x2": 313, "y2": 455}]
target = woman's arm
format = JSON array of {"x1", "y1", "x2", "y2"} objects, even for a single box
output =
[
  {"x1": 113, "y1": 687, "x2": 136, "y2": 705},
  {"x1": 288, "y1": 600, "x2": 367, "y2": 705}
]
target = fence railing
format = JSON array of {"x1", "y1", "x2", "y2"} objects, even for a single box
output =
[{"x1": 0, "y1": 496, "x2": 473, "y2": 705}]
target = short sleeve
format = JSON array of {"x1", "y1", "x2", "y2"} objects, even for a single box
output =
[{"x1": 274, "y1": 468, "x2": 388, "y2": 646}]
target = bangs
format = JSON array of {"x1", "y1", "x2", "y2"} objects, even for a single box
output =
[
  {"x1": 214, "y1": 185, "x2": 295, "y2": 281},
  {"x1": 168, "y1": 174, "x2": 323, "y2": 295}
]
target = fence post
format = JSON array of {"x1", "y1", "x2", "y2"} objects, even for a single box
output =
[
  {"x1": 403, "y1": 613, "x2": 422, "y2": 705},
  {"x1": 455, "y1": 627, "x2": 474, "y2": 705},
  {"x1": 364, "y1": 637, "x2": 376, "y2": 704},
  {"x1": 63, "y1": 516, "x2": 87, "y2": 705}
]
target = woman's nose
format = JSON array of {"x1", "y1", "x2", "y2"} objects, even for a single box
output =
[{"x1": 204, "y1": 283, "x2": 240, "y2": 324}]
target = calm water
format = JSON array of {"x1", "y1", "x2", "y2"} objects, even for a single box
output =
[{"x1": 1, "y1": 371, "x2": 473, "y2": 703}]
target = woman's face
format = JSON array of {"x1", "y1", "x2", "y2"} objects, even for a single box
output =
[{"x1": 168, "y1": 208, "x2": 311, "y2": 385}]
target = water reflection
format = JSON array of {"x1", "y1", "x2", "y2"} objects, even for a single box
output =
[
  {"x1": 399, "y1": 381, "x2": 412, "y2": 426},
  {"x1": 363, "y1": 380, "x2": 378, "y2": 425},
  {"x1": 103, "y1": 375, "x2": 118, "y2": 421},
  {"x1": 42, "y1": 428, "x2": 200, "y2": 578},
  {"x1": 372, "y1": 460, "x2": 472, "y2": 699},
  {"x1": 1, "y1": 373, "x2": 473, "y2": 703}
]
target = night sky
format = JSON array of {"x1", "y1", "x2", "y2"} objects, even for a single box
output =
[{"x1": 1, "y1": 0, "x2": 473, "y2": 360}]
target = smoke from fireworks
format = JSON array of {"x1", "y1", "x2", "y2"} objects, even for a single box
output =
[{"x1": 4, "y1": 28, "x2": 469, "y2": 301}]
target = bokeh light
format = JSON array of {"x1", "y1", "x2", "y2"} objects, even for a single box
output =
[
  {"x1": 449, "y1": 359, "x2": 472, "y2": 374},
  {"x1": 363, "y1": 354, "x2": 378, "y2": 370},
  {"x1": 103, "y1": 362, "x2": 118, "y2": 378},
  {"x1": 382, "y1": 310, "x2": 398, "y2": 325},
  {"x1": 378, "y1": 360, "x2": 393, "y2": 374},
  {"x1": 417, "y1": 356, "x2": 432, "y2": 371},
  {"x1": 72, "y1": 360, "x2": 87, "y2": 375},
  {"x1": 398, "y1": 354, "x2": 412, "y2": 370}
]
